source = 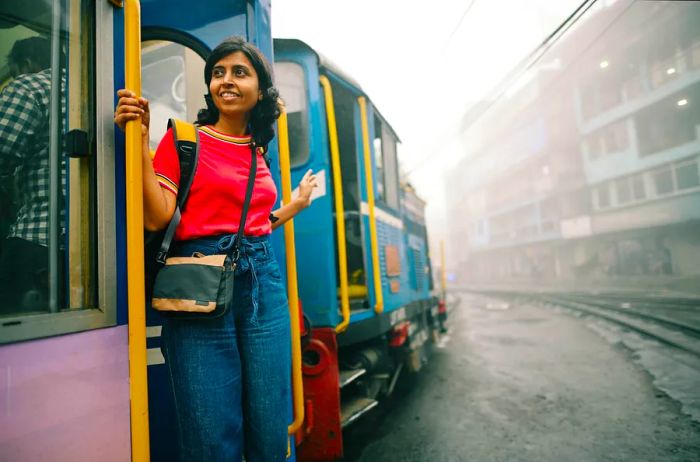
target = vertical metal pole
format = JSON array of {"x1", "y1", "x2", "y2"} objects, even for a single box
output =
[
  {"x1": 358, "y1": 97, "x2": 383, "y2": 314},
  {"x1": 319, "y1": 76, "x2": 350, "y2": 332},
  {"x1": 48, "y1": 0, "x2": 62, "y2": 312},
  {"x1": 124, "y1": 0, "x2": 150, "y2": 459},
  {"x1": 278, "y1": 112, "x2": 305, "y2": 435}
]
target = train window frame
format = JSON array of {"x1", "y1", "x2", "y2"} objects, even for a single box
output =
[
  {"x1": 372, "y1": 111, "x2": 400, "y2": 210},
  {"x1": 274, "y1": 60, "x2": 311, "y2": 169},
  {"x1": 0, "y1": 0, "x2": 115, "y2": 344}
]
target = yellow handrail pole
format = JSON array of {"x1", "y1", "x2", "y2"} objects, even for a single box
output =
[
  {"x1": 440, "y1": 240, "x2": 447, "y2": 298},
  {"x1": 357, "y1": 97, "x2": 383, "y2": 314},
  {"x1": 319, "y1": 76, "x2": 350, "y2": 333},
  {"x1": 124, "y1": 1, "x2": 150, "y2": 460},
  {"x1": 278, "y1": 112, "x2": 305, "y2": 434}
]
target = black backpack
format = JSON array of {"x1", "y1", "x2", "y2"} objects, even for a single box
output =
[{"x1": 144, "y1": 119, "x2": 200, "y2": 300}]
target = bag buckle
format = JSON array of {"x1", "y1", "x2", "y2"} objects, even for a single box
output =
[{"x1": 156, "y1": 251, "x2": 168, "y2": 265}]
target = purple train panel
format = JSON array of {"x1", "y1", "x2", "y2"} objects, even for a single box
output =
[{"x1": 0, "y1": 326, "x2": 131, "y2": 461}]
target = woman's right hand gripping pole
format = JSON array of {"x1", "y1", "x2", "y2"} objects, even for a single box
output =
[{"x1": 114, "y1": 89, "x2": 176, "y2": 231}]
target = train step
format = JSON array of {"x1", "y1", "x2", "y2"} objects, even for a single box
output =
[
  {"x1": 339, "y1": 368, "x2": 367, "y2": 388},
  {"x1": 341, "y1": 397, "x2": 378, "y2": 428}
]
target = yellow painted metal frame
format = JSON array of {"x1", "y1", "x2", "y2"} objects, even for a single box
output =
[
  {"x1": 357, "y1": 96, "x2": 384, "y2": 314},
  {"x1": 124, "y1": 0, "x2": 150, "y2": 460},
  {"x1": 278, "y1": 112, "x2": 305, "y2": 434},
  {"x1": 319, "y1": 76, "x2": 350, "y2": 333}
]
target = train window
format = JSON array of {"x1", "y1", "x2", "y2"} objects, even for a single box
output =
[
  {"x1": 372, "y1": 115, "x2": 400, "y2": 209},
  {"x1": 142, "y1": 41, "x2": 207, "y2": 151},
  {"x1": 372, "y1": 118, "x2": 385, "y2": 201},
  {"x1": 0, "y1": 0, "x2": 99, "y2": 340},
  {"x1": 275, "y1": 61, "x2": 310, "y2": 167},
  {"x1": 381, "y1": 123, "x2": 400, "y2": 209}
]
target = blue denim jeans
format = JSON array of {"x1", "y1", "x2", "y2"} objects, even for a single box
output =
[{"x1": 160, "y1": 234, "x2": 291, "y2": 462}]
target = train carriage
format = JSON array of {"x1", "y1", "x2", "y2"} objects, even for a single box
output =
[
  {"x1": 274, "y1": 38, "x2": 441, "y2": 460},
  {"x1": 0, "y1": 1, "x2": 444, "y2": 461}
]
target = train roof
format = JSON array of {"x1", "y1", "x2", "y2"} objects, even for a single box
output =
[
  {"x1": 274, "y1": 38, "x2": 364, "y2": 92},
  {"x1": 273, "y1": 37, "x2": 401, "y2": 142}
]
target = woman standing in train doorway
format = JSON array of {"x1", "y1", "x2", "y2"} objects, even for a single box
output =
[{"x1": 114, "y1": 36, "x2": 317, "y2": 461}]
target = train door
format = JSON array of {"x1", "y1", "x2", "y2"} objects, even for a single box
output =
[{"x1": 326, "y1": 74, "x2": 373, "y2": 315}]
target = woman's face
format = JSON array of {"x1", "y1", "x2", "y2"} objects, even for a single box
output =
[{"x1": 209, "y1": 51, "x2": 261, "y2": 120}]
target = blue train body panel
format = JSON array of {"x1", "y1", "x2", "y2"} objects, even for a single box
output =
[{"x1": 274, "y1": 39, "x2": 436, "y2": 341}]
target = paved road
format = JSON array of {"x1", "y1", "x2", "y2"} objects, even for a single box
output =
[{"x1": 343, "y1": 293, "x2": 700, "y2": 462}]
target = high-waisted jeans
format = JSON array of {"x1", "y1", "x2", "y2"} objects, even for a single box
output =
[{"x1": 160, "y1": 234, "x2": 291, "y2": 462}]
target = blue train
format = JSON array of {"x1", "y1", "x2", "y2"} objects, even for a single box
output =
[{"x1": 0, "y1": 1, "x2": 444, "y2": 461}]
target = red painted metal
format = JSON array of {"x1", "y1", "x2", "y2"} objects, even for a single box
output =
[
  {"x1": 296, "y1": 327, "x2": 343, "y2": 461},
  {"x1": 389, "y1": 321, "x2": 410, "y2": 347}
]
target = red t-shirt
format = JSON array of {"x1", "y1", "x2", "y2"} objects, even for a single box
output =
[{"x1": 153, "y1": 125, "x2": 277, "y2": 240}]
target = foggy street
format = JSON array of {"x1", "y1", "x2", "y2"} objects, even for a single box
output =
[{"x1": 343, "y1": 293, "x2": 700, "y2": 462}]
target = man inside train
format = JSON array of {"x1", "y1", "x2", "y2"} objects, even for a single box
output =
[{"x1": 0, "y1": 36, "x2": 65, "y2": 314}]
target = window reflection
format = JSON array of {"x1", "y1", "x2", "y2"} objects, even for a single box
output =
[
  {"x1": 0, "y1": 0, "x2": 95, "y2": 322},
  {"x1": 142, "y1": 41, "x2": 206, "y2": 150},
  {"x1": 0, "y1": 31, "x2": 66, "y2": 315}
]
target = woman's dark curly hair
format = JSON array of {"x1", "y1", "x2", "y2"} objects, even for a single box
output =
[{"x1": 196, "y1": 36, "x2": 281, "y2": 149}]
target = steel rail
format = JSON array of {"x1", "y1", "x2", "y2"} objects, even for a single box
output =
[{"x1": 278, "y1": 111, "x2": 305, "y2": 434}]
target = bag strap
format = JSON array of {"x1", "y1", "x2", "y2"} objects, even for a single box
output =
[
  {"x1": 156, "y1": 118, "x2": 200, "y2": 264},
  {"x1": 231, "y1": 142, "x2": 258, "y2": 262}
]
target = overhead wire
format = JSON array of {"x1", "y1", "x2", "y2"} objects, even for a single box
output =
[
  {"x1": 444, "y1": 0, "x2": 478, "y2": 48},
  {"x1": 404, "y1": 0, "x2": 600, "y2": 176}
]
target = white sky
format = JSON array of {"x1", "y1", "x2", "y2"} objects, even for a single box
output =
[{"x1": 272, "y1": 0, "x2": 583, "y2": 249}]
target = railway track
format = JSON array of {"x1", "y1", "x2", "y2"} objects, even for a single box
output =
[
  {"x1": 470, "y1": 290, "x2": 700, "y2": 358},
  {"x1": 527, "y1": 293, "x2": 700, "y2": 357}
]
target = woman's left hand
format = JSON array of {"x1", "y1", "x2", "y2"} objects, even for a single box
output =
[{"x1": 296, "y1": 169, "x2": 318, "y2": 209}]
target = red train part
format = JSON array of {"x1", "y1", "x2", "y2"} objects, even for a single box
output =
[{"x1": 296, "y1": 327, "x2": 343, "y2": 461}]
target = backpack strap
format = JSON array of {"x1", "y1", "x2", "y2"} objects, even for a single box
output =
[{"x1": 156, "y1": 118, "x2": 200, "y2": 264}]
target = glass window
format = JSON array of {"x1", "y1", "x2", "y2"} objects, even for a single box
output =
[
  {"x1": 381, "y1": 122, "x2": 400, "y2": 209},
  {"x1": 0, "y1": 0, "x2": 96, "y2": 328},
  {"x1": 372, "y1": 114, "x2": 399, "y2": 209},
  {"x1": 632, "y1": 175, "x2": 646, "y2": 200},
  {"x1": 372, "y1": 117, "x2": 385, "y2": 201},
  {"x1": 675, "y1": 160, "x2": 700, "y2": 190},
  {"x1": 615, "y1": 177, "x2": 632, "y2": 204},
  {"x1": 142, "y1": 41, "x2": 207, "y2": 151},
  {"x1": 274, "y1": 61, "x2": 310, "y2": 167},
  {"x1": 653, "y1": 167, "x2": 674, "y2": 196}
]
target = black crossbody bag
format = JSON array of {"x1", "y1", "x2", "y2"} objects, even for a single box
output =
[{"x1": 151, "y1": 132, "x2": 257, "y2": 319}]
